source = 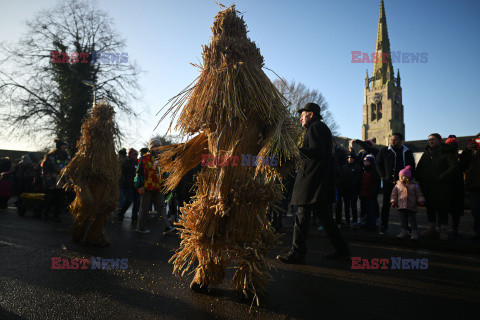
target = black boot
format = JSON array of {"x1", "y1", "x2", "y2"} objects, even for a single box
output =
[
  {"x1": 190, "y1": 281, "x2": 209, "y2": 293},
  {"x1": 276, "y1": 251, "x2": 305, "y2": 264},
  {"x1": 325, "y1": 246, "x2": 351, "y2": 260}
]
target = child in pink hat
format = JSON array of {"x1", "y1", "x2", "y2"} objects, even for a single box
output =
[{"x1": 390, "y1": 165, "x2": 426, "y2": 240}]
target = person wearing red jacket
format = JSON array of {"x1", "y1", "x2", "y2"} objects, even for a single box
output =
[{"x1": 134, "y1": 138, "x2": 176, "y2": 234}]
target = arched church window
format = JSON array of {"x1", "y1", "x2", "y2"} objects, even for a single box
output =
[
  {"x1": 377, "y1": 102, "x2": 382, "y2": 120},
  {"x1": 371, "y1": 103, "x2": 376, "y2": 121}
]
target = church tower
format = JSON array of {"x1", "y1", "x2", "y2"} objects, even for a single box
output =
[{"x1": 362, "y1": 0, "x2": 404, "y2": 145}]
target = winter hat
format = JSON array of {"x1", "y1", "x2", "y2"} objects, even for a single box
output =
[
  {"x1": 445, "y1": 135, "x2": 458, "y2": 148},
  {"x1": 347, "y1": 153, "x2": 355, "y2": 159},
  {"x1": 365, "y1": 139, "x2": 375, "y2": 147},
  {"x1": 399, "y1": 165, "x2": 412, "y2": 178},
  {"x1": 148, "y1": 138, "x2": 162, "y2": 150},
  {"x1": 54, "y1": 138, "x2": 67, "y2": 149},
  {"x1": 363, "y1": 154, "x2": 375, "y2": 164}
]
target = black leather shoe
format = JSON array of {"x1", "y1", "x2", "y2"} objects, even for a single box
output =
[
  {"x1": 190, "y1": 281, "x2": 209, "y2": 293},
  {"x1": 276, "y1": 251, "x2": 305, "y2": 264},
  {"x1": 325, "y1": 248, "x2": 351, "y2": 260}
]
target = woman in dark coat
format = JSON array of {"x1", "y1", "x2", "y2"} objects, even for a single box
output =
[
  {"x1": 416, "y1": 134, "x2": 458, "y2": 240},
  {"x1": 460, "y1": 133, "x2": 480, "y2": 240},
  {"x1": 445, "y1": 136, "x2": 465, "y2": 236}
]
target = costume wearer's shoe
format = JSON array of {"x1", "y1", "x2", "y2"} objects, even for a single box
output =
[
  {"x1": 276, "y1": 251, "x2": 305, "y2": 264},
  {"x1": 396, "y1": 229, "x2": 407, "y2": 239},
  {"x1": 190, "y1": 280, "x2": 209, "y2": 293},
  {"x1": 325, "y1": 247, "x2": 351, "y2": 260}
]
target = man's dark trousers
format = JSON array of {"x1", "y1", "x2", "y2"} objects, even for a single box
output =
[
  {"x1": 381, "y1": 181, "x2": 394, "y2": 230},
  {"x1": 470, "y1": 188, "x2": 480, "y2": 236},
  {"x1": 292, "y1": 202, "x2": 348, "y2": 255},
  {"x1": 118, "y1": 187, "x2": 140, "y2": 221}
]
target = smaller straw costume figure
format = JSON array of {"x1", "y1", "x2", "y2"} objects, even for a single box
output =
[
  {"x1": 157, "y1": 5, "x2": 300, "y2": 304},
  {"x1": 63, "y1": 101, "x2": 120, "y2": 246},
  {"x1": 390, "y1": 165, "x2": 425, "y2": 240}
]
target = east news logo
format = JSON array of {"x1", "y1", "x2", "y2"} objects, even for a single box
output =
[
  {"x1": 51, "y1": 257, "x2": 128, "y2": 270},
  {"x1": 351, "y1": 257, "x2": 428, "y2": 270}
]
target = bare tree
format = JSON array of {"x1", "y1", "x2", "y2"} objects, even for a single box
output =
[
  {"x1": 0, "y1": 0, "x2": 141, "y2": 153},
  {"x1": 273, "y1": 78, "x2": 339, "y2": 135}
]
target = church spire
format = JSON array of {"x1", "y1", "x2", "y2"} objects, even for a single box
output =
[{"x1": 372, "y1": 0, "x2": 394, "y2": 87}]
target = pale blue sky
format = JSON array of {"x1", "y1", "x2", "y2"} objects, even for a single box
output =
[{"x1": 1, "y1": 0, "x2": 479, "y2": 151}]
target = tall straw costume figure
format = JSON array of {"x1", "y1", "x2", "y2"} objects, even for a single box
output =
[
  {"x1": 158, "y1": 5, "x2": 300, "y2": 304},
  {"x1": 63, "y1": 101, "x2": 120, "y2": 246}
]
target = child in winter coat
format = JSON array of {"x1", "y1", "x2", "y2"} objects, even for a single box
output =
[
  {"x1": 391, "y1": 165, "x2": 425, "y2": 240},
  {"x1": 359, "y1": 154, "x2": 381, "y2": 231},
  {"x1": 338, "y1": 153, "x2": 363, "y2": 227}
]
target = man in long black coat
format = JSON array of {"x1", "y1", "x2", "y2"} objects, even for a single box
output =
[{"x1": 277, "y1": 103, "x2": 349, "y2": 264}]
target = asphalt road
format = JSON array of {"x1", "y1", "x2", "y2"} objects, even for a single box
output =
[{"x1": 1, "y1": 205, "x2": 479, "y2": 320}]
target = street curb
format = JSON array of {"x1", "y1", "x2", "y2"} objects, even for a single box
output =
[{"x1": 280, "y1": 226, "x2": 480, "y2": 256}]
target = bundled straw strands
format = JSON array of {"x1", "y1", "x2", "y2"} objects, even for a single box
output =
[
  {"x1": 158, "y1": 6, "x2": 300, "y2": 304},
  {"x1": 64, "y1": 101, "x2": 119, "y2": 246}
]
